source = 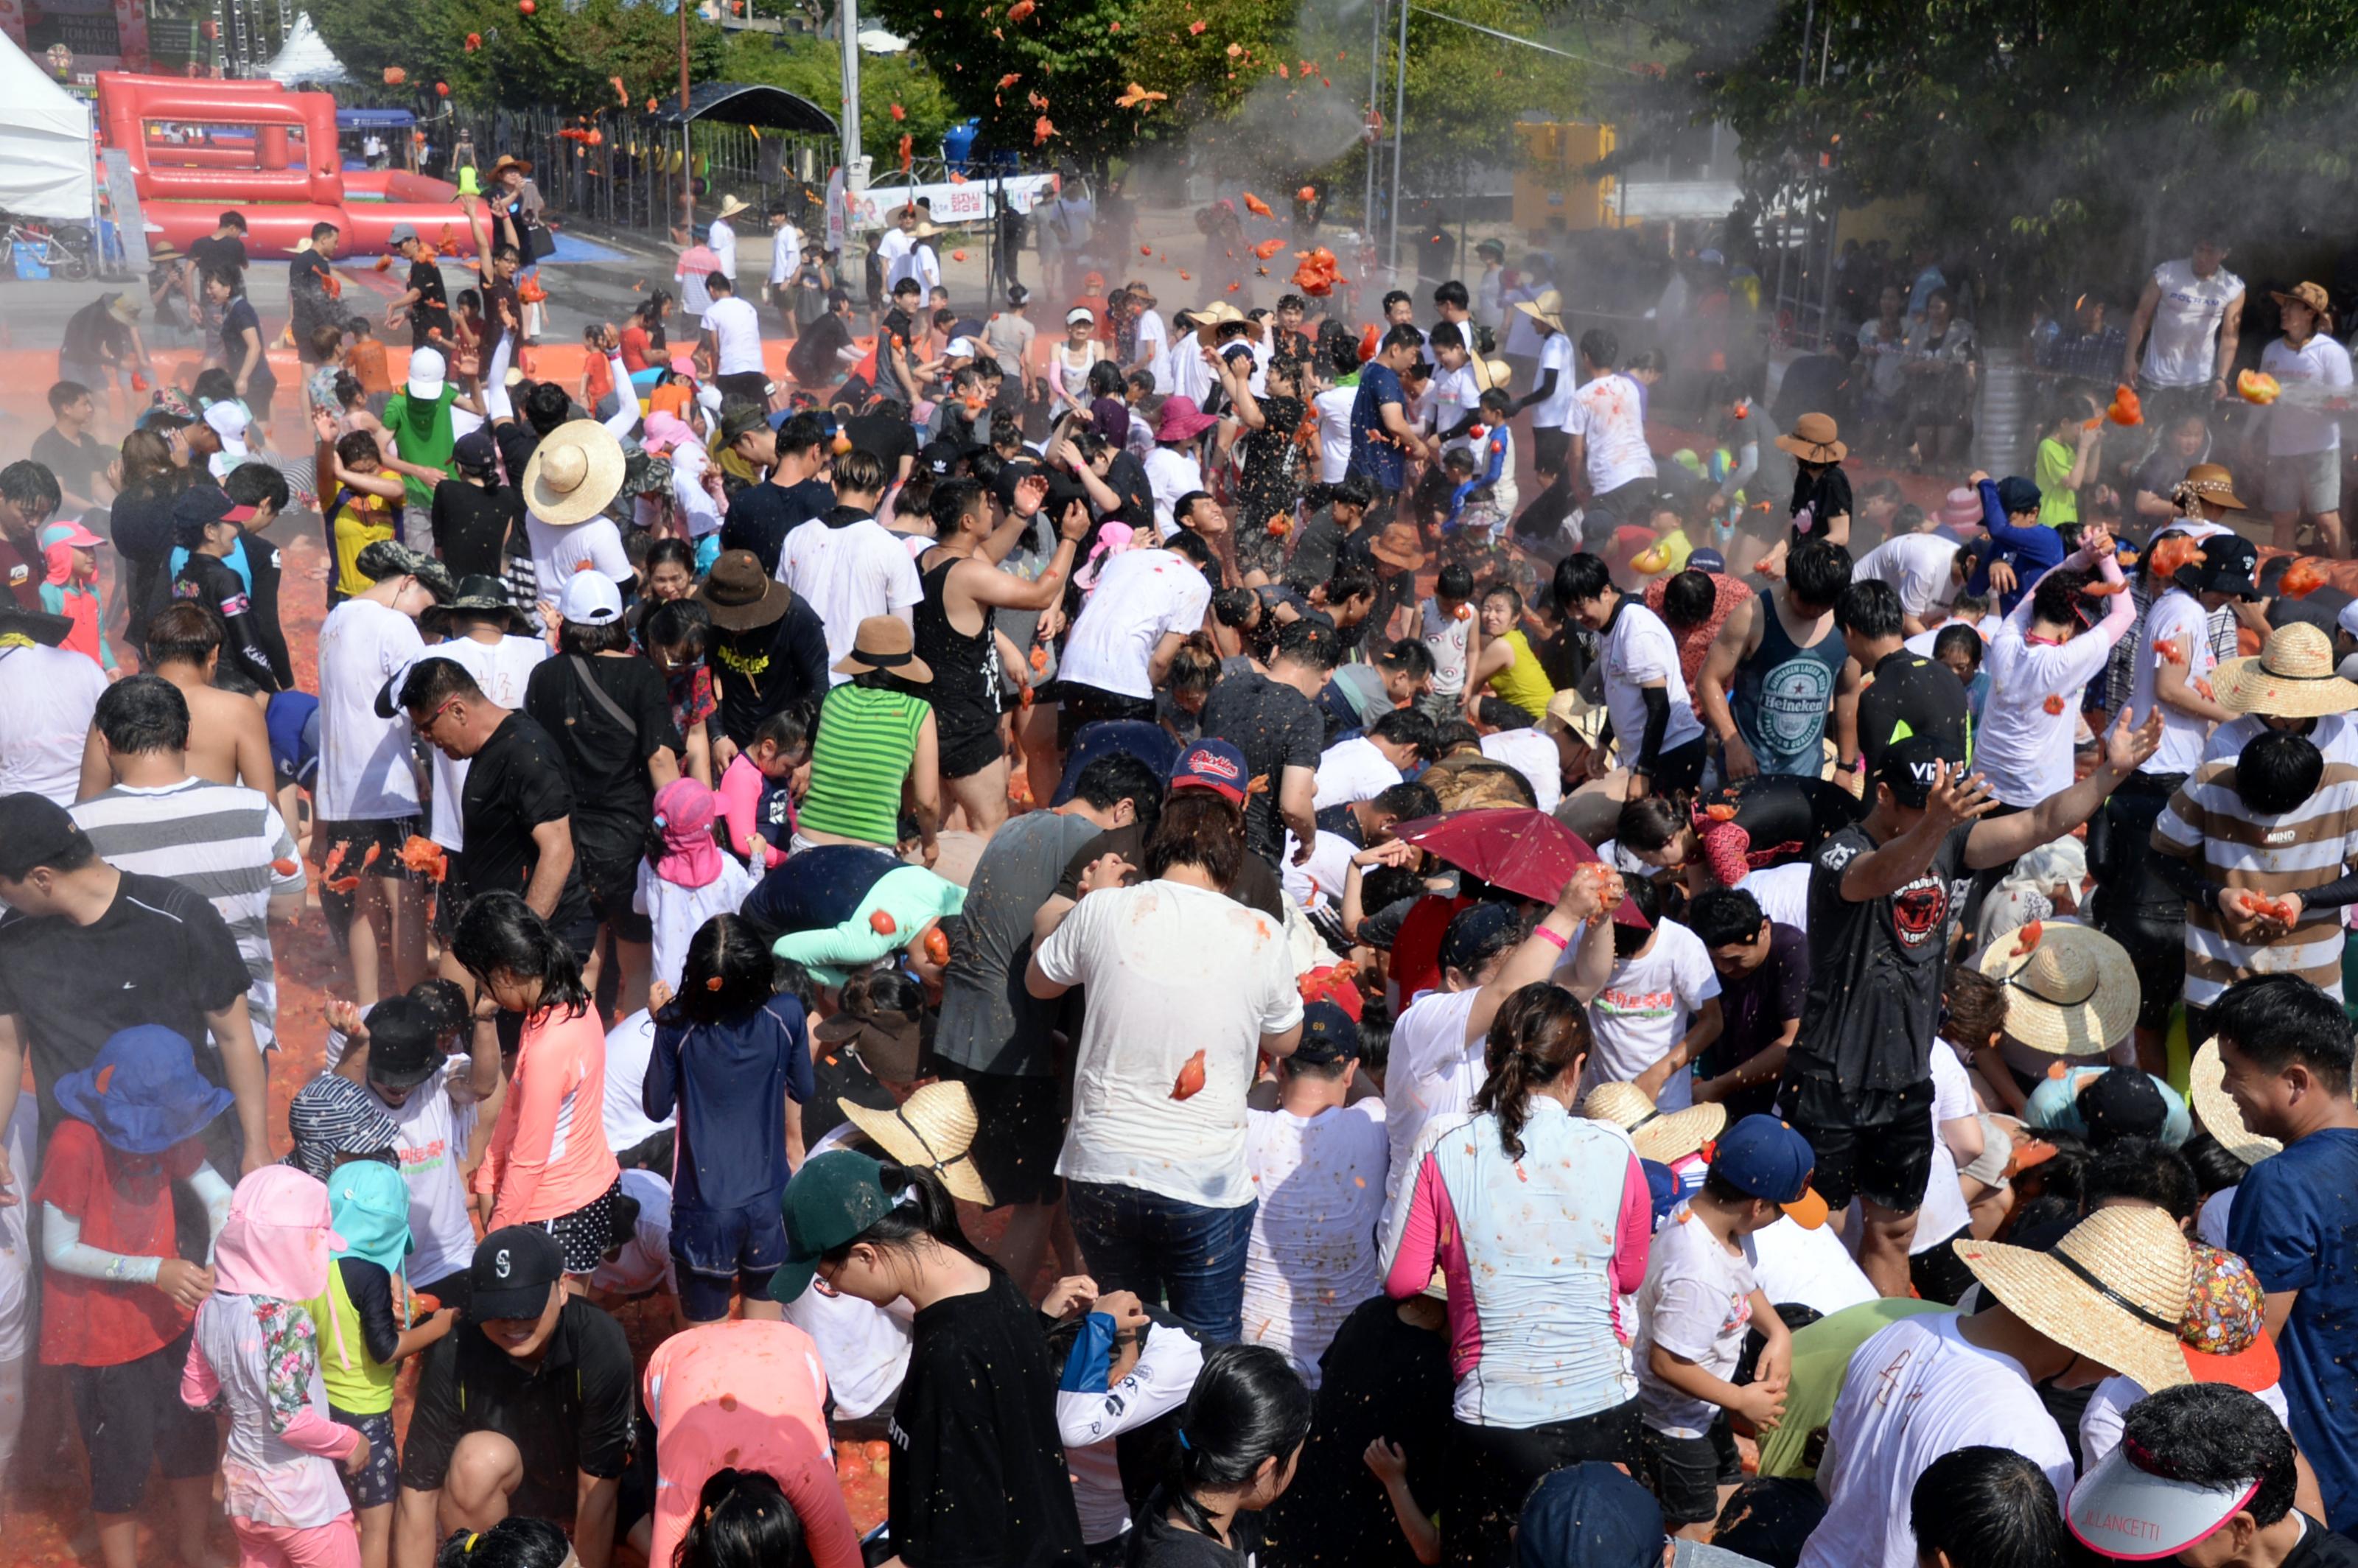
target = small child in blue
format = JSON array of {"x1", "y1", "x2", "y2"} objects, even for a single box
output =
[{"x1": 643, "y1": 912, "x2": 815, "y2": 1322}]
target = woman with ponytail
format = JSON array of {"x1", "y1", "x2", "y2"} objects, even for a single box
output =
[
  {"x1": 769, "y1": 1152, "x2": 1085, "y2": 1568},
  {"x1": 1127, "y1": 1343, "x2": 1312, "y2": 1568},
  {"x1": 1379, "y1": 981, "x2": 1653, "y2": 1568}
]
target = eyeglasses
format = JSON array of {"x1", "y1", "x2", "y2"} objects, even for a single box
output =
[{"x1": 414, "y1": 697, "x2": 463, "y2": 738}]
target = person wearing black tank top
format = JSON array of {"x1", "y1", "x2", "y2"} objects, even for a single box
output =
[
  {"x1": 1699, "y1": 536, "x2": 1858, "y2": 781},
  {"x1": 915, "y1": 475, "x2": 1088, "y2": 836}
]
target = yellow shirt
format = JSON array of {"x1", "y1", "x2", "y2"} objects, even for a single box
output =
[
  {"x1": 1487, "y1": 627, "x2": 1556, "y2": 722},
  {"x1": 332, "y1": 494, "x2": 396, "y2": 597}
]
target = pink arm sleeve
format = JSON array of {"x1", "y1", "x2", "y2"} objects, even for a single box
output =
[
  {"x1": 485, "y1": 1043, "x2": 564, "y2": 1231},
  {"x1": 279, "y1": 1405, "x2": 363, "y2": 1461},
  {"x1": 1612, "y1": 1153, "x2": 1651, "y2": 1295},
  {"x1": 181, "y1": 1336, "x2": 220, "y2": 1410},
  {"x1": 784, "y1": 1455, "x2": 867, "y2": 1568},
  {"x1": 1384, "y1": 1152, "x2": 1444, "y2": 1299},
  {"x1": 716, "y1": 757, "x2": 766, "y2": 861}
]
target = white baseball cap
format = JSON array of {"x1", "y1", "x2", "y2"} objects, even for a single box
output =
[
  {"x1": 945, "y1": 337, "x2": 976, "y2": 359},
  {"x1": 407, "y1": 346, "x2": 448, "y2": 402},
  {"x1": 202, "y1": 400, "x2": 250, "y2": 452},
  {"x1": 559, "y1": 570, "x2": 623, "y2": 626}
]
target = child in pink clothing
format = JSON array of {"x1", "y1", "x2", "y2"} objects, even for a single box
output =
[
  {"x1": 641, "y1": 1319, "x2": 863, "y2": 1568},
  {"x1": 716, "y1": 709, "x2": 807, "y2": 869},
  {"x1": 637, "y1": 777, "x2": 759, "y2": 994},
  {"x1": 182, "y1": 1166, "x2": 368, "y2": 1568}
]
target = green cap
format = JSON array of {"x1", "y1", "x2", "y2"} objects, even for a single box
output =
[{"x1": 769, "y1": 1148, "x2": 897, "y2": 1303}]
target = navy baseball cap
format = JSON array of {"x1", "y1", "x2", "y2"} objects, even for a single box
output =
[
  {"x1": 1516, "y1": 1463, "x2": 1663, "y2": 1568},
  {"x1": 1169, "y1": 738, "x2": 1249, "y2": 806},
  {"x1": 1706, "y1": 1113, "x2": 1828, "y2": 1228},
  {"x1": 1687, "y1": 546, "x2": 1726, "y2": 575},
  {"x1": 1292, "y1": 1000, "x2": 1362, "y2": 1068}
]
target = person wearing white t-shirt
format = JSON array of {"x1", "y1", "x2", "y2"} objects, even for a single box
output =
[
  {"x1": 413, "y1": 593, "x2": 550, "y2": 857},
  {"x1": 697, "y1": 273, "x2": 769, "y2": 405},
  {"x1": 1584, "y1": 880, "x2": 1721, "y2": 1112},
  {"x1": 2259, "y1": 283, "x2": 2354, "y2": 556},
  {"x1": 774, "y1": 452, "x2": 920, "y2": 682},
  {"x1": 1312, "y1": 732, "x2": 1405, "y2": 811},
  {"x1": 887, "y1": 230, "x2": 942, "y2": 298},
  {"x1": 765, "y1": 205, "x2": 800, "y2": 310},
  {"x1": 1141, "y1": 442, "x2": 1202, "y2": 538},
  {"x1": 1240, "y1": 1002, "x2": 1388, "y2": 1387},
  {"x1": 1056, "y1": 536, "x2": 1211, "y2": 717},
  {"x1": 316, "y1": 544, "x2": 446, "y2": 1004},
  {"x1": 1475, "y1": 713, "x2": 1563, "y2": 813},
  {"x1": 599, "y1": 1008, "x2": 674, "y2": 1168},
  {"x1": 2127, "y1": 552, "x2": 2244, "y2": 780},
  {"x1": 1382, "y1": 877, "x2": 1620, "y2": 1211},
  {"x1": 1976, "y1": 535, "x2": 2135, "y2": 809},
  {"x1": 587, "y1": 1166, "x2": 681, "y2": 1316},
  {"x1": 2123, "y1": 239, "x2": 2245, "y2": 416},
  {"x1": 1564, "y1": 329, "x2": 1658, "y2": 533},
  {"x1": 525, "y1": 506, "x2": 633, "y2": 621},
  {"x1": 1852, "y1": 533, "x2": 1969, "y2": 635},
  {"x1": 1559, "y1": 552, "x2": 1707, "y2": 799},
  {"x1": 873, "y1": 207, "x2": 916, "y2": 278},
  {"x1": 0, "y1": 631, "x2": 105, "y2": 806},
  {"x1": 1129, "y1": 298, "x2": 1169, "y2": 378}
]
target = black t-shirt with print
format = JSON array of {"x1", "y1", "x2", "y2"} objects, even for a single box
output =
[
  {"x1": 887, "y1": 1272, "x2": 1085, "y2": 1568},
  {"x1": 709, "y1": 595, "x2": 831, "y2": 747},
  {"x1": 1200, "y1": 669, "x2": 1326, "y2": 865},
  {"x1": 0, "y1": 871, "x2": 251, "y2": 1130},
  {"x1": 522, "y1": 654, "x2": 682, "y2": 867},
  {"x1": 1788, "y1": 462, "x2": 1853, "y2": 545},
  {"x1": 1856, "y1": 648, "x2": 1970, "y2": 782},
  {"x1": 457, "y1": 710, "x2": 592, "y2": 931},
  {"x1": 1794, "y1": 822, "x2": 1973, "y2": 1093}
]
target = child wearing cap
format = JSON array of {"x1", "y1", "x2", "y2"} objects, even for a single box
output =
[
  {"x1": 38, "y1": 519, "x2": 114, "y2": 673},
  {"x1": 1634, "y1": 1113, "x2": 1805, "y2": 1536},
  {"x1": 637, "y1": 777, "x2": 761, "y2": 993},
  {"x1": 35, "y1": 1026, "x2": 234, "y2": 1568},
  {"x1": 182, "y1": 1168, "x2": 371, "y2": 1568}
]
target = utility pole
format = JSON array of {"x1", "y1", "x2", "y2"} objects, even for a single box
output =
[
  {"x1": 1385, "y1": 0, "x2": 1407, "y2": 276},
  {"x1": 1362, "y1": 0, "x2": 1382, "y2": 230},
  {"x1": 839, "y1": 0, "x2": 862, "y2": 182},
  {"x1": 679, "y1": 0, "x2": 694, "y2": 234}
]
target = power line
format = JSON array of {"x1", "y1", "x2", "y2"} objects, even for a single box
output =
[{"x1": 1402, "y1": 4, "x2": 1652, "y2": 76}]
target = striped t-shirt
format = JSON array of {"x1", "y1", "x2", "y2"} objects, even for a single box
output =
[
  {"x1": 797, "y1": 682, "x2": 932, "y2": 847},
  {"x1": 2153, "y1": 759, "x2": 2358, "y2": 1006},
  {"x1": 71, "y1": 778, "x2": 306, "y2": 1046}
]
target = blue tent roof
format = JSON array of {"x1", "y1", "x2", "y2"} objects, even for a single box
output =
[{"x1": 336, "y1": 109, "x2": 416, "y2": 129}]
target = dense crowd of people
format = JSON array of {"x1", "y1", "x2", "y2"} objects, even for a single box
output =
[{"x1": 6, "y1": 195, "x2": 2358, "y2": 1568}]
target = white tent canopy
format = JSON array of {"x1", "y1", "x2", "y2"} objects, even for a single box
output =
[
  {"x1": 0, "y1": 32, "x2": 92, "y2": 222},
  {"x1": 264, "y1": 13, "x2": 349, "y2": 85}
]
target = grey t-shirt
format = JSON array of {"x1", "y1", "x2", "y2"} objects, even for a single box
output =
[{"x1": 931, "y1": 808, "x2": 1104, "y2": 1077}]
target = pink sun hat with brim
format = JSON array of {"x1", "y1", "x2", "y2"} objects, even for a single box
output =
[
  {"x1": 1154, "y1": 395, "x2": 1219, "y2": 444},
  {"x1": 1941, "y1": 486, "x2": 1984, "y2": 528},
  {"x1": 211, "y1": 1165, "x2": 347, "y2": 1303},
  {"x1": 2066, "y1": 1439, "x2": 2261, "y2": 1561},
  {"x1": 651, "y1": 777, "x2": 724, "y2": 891}
]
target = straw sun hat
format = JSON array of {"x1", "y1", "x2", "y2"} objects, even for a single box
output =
[
  {"x1": 522, "y1": 420, "x2": 627, "y2": 527},
  {"x1": 2212, "y1": 622, "x2": 2358, "y2": 718},
  {"x1": 1514, "y1": 288, "x2": 1565, "y2": 334},
  {"x1": 1581, "y1": 1081, "x2": 1726, "y2": 1164},
  {"x1": 1952, "y1": 1203, "x2": 2197, "y2": 1394},
  {"x1": 839, "y1": 1081, "x2": 994, "y2": 1205},
  {"x1": 1974, "y1": 922, "x2": 2141, "y2": 1057},
  {"x1": 2187, "y1": 1039, "x2": 2284, "y2": 1167}
]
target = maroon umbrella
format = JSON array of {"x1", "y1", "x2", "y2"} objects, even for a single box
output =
[{"x1": 1390, "y1": 808, "x2": 1649, "y2": 926}]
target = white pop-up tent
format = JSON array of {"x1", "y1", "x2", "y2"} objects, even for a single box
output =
[
  {"x1": 264, "y1": 13, "x2": 349, "y2": 85},
  {"x1": 0, "y1": 32, "x2": 94, "y2": 221}
]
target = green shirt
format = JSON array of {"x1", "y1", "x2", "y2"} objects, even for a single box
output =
[
  {"x1": 2034, "y1": 436, "x2": 2077, "y2": 528},
  {"x1": 382, "y1": 385, "x2": 460, "y2": 511},
  {"x1": 798, "y1": 682, "x2": 932, "y2": 847},
  {"x1": 1753, "y1": 1298, "x2": 1951, "y2": 1479}
]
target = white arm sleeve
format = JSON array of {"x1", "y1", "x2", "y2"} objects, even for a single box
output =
[
  {"x1": 42, "y1": 1201, "x2": 163, "y2": 1284},
  {"x1": 484, "y1": 332, "x2": 517, "y2": 422},
  {"x1": 601, "y1": 350, "x2": 640, "y2": 440},
  {"x1": 191, "y1": 1163, "x2": 234, "y2": 1258}
]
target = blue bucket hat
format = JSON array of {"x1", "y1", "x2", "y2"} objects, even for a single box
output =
[
  {"x1": 1516, "y1": 1462, "x2": 1663, "y2": 1568},
  {"x1": 54, "y1": 1026, "x2": 235, "y2": 1156},
  {"x1": 328, "y1": 1158, "x2": 414, "y2": 1280}
]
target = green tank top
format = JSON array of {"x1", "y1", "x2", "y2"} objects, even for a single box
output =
[
  {"x1": 797, "y1": 682, "x2": 933, "y2": 846},
  {"x1": 305, "y1": 1258, "x2": 396, "y2": 1415},
  {"x1": 1487, "y1": 628, "x2": 1556, "y2": 722}
]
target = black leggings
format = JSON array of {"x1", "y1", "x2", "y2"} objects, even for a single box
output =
[{"x1": 1444, "y1": 1401, "x2": 1640, "y2": 1568}]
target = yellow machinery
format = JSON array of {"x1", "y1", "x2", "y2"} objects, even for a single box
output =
[{"x1": 1514, "y1": 120, "x2": 1620, "y2": 234}]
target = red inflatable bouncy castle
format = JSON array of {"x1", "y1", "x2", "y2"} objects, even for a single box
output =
[{"x1": 98, "y1": 72, "x2": 475, "y2": 260}]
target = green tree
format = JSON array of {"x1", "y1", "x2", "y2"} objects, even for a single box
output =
[
  {"x1": 309, "y1": 0, "x2": 724, "y2": 113},
  {"x1": 718, "y1": 29, "x2": 957, "y2": 160}
]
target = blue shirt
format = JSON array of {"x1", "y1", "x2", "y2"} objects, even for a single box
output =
[
  {"x1": 2228, "y1": 1126, "x2": 2358, "y2": 1532},
  {"x1": 1348, "y1": 362, "x2": 1409, "y2": 493},
  {"x1": 1967, "y1": 478, "x2": 2065, "y2": 613},
  {"x1": 643, "y1": 994, "x2": 816, "y2": 1215}
]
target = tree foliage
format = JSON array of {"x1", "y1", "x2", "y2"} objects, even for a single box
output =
[
  {"x1": 718, "y1": 29, "x2": 959, "y2": 158},
  {"x1": 309, "y1": 0, "x2": 726, "y2": 113}
]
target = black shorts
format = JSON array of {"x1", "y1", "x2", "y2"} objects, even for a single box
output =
[
  {"x1": 316, "y1": 816, "x2": 422, "y2": 881},
  {"x1": 1530, "y1": 427, "x2": 1570, "y2": 476},
  {"x1": 527, "y1": 1177, "x2": 626, "y2": 1274},
  {"x1": 1052, "y1": 683, "x2": 1156, "y2": 749},
  {"x1": 579, "y1": 852, "x2": 655, "y2": 944},
  {"x1": 714, "y1": 370, "x2": 772, "y2": 406},
  {"x1": 1641, "y1": 1420, "x2": 1740, "y2": 1527},
  {"x1": 933, "y1": 1059, "x2": 1065, "y2": 1205},
  {"x1": 71, "y1": 1332, "x2": 219, "y2": 1513},
  {"x1": 331, "y1": 1407, "x2": 399, "y2": 1508},
  {"x1": 1780, "y1": 1071, "x2": 1935, "y2": 1214},
  {"x1": 938, "y1": 716, "x2": 1007, "y2": 782},
  {"x1": 1909, "y1": 1228, "x2": 1978, "y2": 1306}
]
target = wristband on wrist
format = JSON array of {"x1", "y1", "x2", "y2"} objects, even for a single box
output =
[{"x1": 1533, "y1": 924, "x2": 1569, "y2": 952}]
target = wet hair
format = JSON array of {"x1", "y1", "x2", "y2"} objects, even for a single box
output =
[
  {"x1": 2082, "y1": 1137, "x2": 2197, "y2": 1222},
  {"x1": 643, "y1": 536, "x2": 697, "y2": 581},
  {"x1": 523, "y1": 382, "x2": 573, "y2": 435},
  {"x1": 1472, "y1": 983, "x2": 1592, "y2": 1158},
  {"x1": 1614, "y1": 872, "x2": 1663, "y2": 959},
  {"x1": 929, "y1": 477, "x2": 987, "y2": 538},
  {"x1": 2236, "y1": 729, "x2": 2323, "y2": 816},
  {"x1": 674, "y1": 914, "x2": 775, "y2": 1026},
  {"x1": 606, "y1": 1187, "x2": 642, "y2": 1252},
  {"x1": 1376, "y1": 638, "x2": 1436, "y2": 682},
  {"x1": 433, "y1": 1518, "x2": 571, "y2": 1568},
  {"x1": 1370, "y1": 780, "x2": 1441, "y2": 825},
  {"x1": 1435, "y1": 562, "x2": 1475, "y2": 602},
  {"x1": 94, "y1": 674, "x2": 191, "y2": 756},
  {"x1": 1428, "y1": 321, "x2": 1465, "y2": 354},
  {"x1": 1578, "y1": 328, "x2": 1620, "y2": 368},
  {"x1": 1474, "y1": 696, "x2": 1530, "y2": 731},
  {"x1": 2028, "y1": 567, "x2": 2093, "y2": 631},
  {"x1": 1834, "y1": 578, "x2": 1904, "y2": 640},
  {"x1": 1379, "y1": 323, "x2": 1424, "y2": 355},
  {"x1": 1553, "y1": 552, "x2": 1611, "y2": 607},
  {"x1": 1164, "y1": 1344, "x2": 1313, "y2": 1538},
  {"x1": 1164, "y1": 640, "x2": 1222, "y2": 710},
  {"x1": 774, "y1": 411, "x2": 830, "y2": 458},
  {"x1": 1071, "y1": 753, "x2": 1165, "y2": 839},
  {"x1": 1661, "y1": 569, "x2": 1715, "y2": 630},
  {"x1": 1934, "y1": 622, "x2": 1984, "y2": 671},
  {"x1": 833, "y1": 448, "x2": 888, "y2": 497},
  {"x1": 1143, "y1": 789, "x2": 1244, "y2": 889},
  {"x1": 2210, "y1": 973, "x2": 2354, "y2": 1093},
  {"x1": 1323, "y1": 564, "x2": 1374, "y2": 606},
  {"x1": 1481, "y1": 582, "x2": 1525, "y2": 619},
  {"x1": 1908, "y1": 1446, "x2": 2068, "y2": 1568},
  {"x1": 1368, "y1": 707, "x2": 1440, "y2": 763},
  {"x1": 1432, "y1": 279, "x2": 1470, "y2": 310},
  {"x1": 672, "y1": 1468, "x2": 807, "y2": 1568},
  {"x1": 2121, "y1": 1384, "x2": 2298, "y2": 1529},
  {"x1": 449, "y1": 892, "x2": 591, "y2": 1022},
  {"x1": 144, "y1": 601, "x2": 225, "y2": 668},
  {"x1": 645, "y1": 598, "x2": 713, "y2": 664},
  {"x1": 559, "y1": 616, "x2": 633, "y2": 657},
  {"x1": 2177, "y1": 1129, "x2": 2248, "y2": 1198},
  {"x1": 822, "y1": 1162, "x2": 990, "y2": 1273},
  {"x1": 1943, "y1": 965, "x2": 2007, "y2": 1052},
  {"x1": 1272, "y1": 618, "x2": 1341, "y2": 673},
  {"x1": 748, "y1": 708, "x2": 808, "y2": 761},
  {"x1": 407, "y1": 978, "x2": 472, "y2": 1041},
  {"x1": 1688, "y1": 887, "x2": 1766, "y2": 950},
  {"x1": 335, "y1": 430, "x2": 382, "y2": 472},
  {"x1": 1617, "y1": 795, "x2": 1684, "y2": 855},
  {"x1": 0, "y1": 460, "x2": 62, "y2": 521},
  {"x1": 1787, "y1": 539, "x2": 1853, "y2": 610}
]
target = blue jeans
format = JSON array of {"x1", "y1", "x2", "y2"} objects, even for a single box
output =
[{"x1": 1066, "y1": 1180, "x2": 1256, "y2": 1343}]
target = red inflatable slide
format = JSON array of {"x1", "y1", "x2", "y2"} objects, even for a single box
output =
[{"x1": 98, "y1": 72, "x2": 475, "y2": 260}]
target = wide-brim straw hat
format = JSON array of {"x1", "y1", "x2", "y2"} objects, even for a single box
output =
[
  {"x1": 1774, "y1": 412, "x2": 1847, "y2": 464},
  {"x1": 909, "y1": 220, "x2": 942, "y2": 239},
  {"x1": 2272, "y1": 281, "x2": 2332, "y2": 327},
  {"x1": 1514, "y1": 288, "x2": 1565, "y2": 333},
  {"x1": 1952, "y1": 1204, "x2": 2196, "y2": 1393},
  {"x1": 833, "y1": 615, "x2": 933, "y2": 682},
  {"x1": 2178, "y1": 462, "x2": 2247, "y2": 511},
  {"x1": 522, "y1": 420, "x2": 627, "y2": 527},
  {"x1": 1470, "y1": 357, "x2": 1514, "y2": 393},
  {"x1": 1580, "y1": 1080, "x2": 1726, "y2": 1164},
  {"x1": 1367, "y1": 519, "x2": 1427, "y2": 571},
  {"x1": 1975, "y1": 921, "x2": 2140, "y2": 1057},
  {"x1": 840, "y1": 1082, "x2": 993, "y2": 1205},
  {"x1": 713, "y1": 194, "x2": 752, "y2": 222},
  {"x1": 2213, "y1": 622, "x2": 2358, "y2": 718},
  {"x1": 2188, "y1": 1040, "x2": 2284, "y2": 1166},
  {"x1": 1192, "y1": 301, "x2": 1262, "y2": 344}
]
